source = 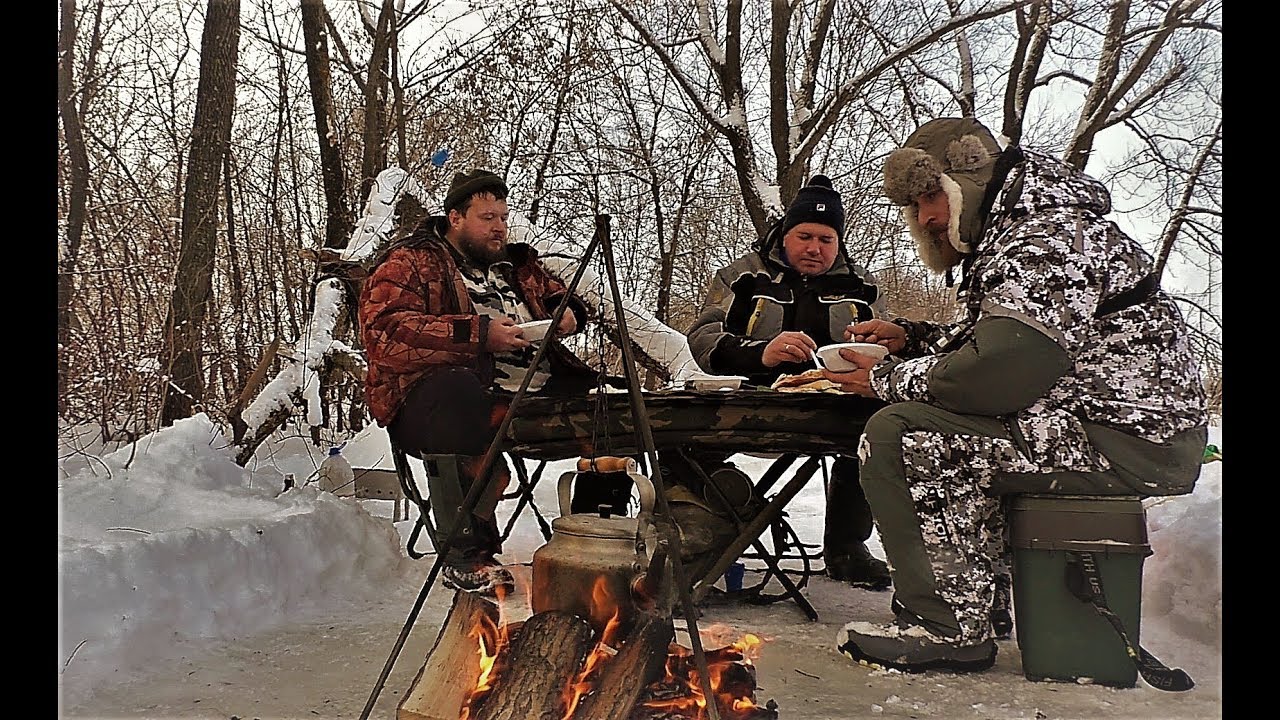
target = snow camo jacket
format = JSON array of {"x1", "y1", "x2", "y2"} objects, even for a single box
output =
[
  {"x1": 358, "y1": 219, "x2": 591, "y2": 427},
  {"x1": 872, "y1": 150, "x2": 1207, "y2": 470}
]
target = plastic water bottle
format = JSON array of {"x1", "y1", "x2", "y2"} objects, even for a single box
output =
[{"x1": 318, "y1": 444, "x2": 355, "y2": 497}]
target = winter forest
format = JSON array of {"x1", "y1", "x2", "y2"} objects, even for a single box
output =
[{"x1": 56, "y1": 0, "x2": 1222, "y2": 460}]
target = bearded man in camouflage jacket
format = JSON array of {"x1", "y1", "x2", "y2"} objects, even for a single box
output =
[
  {"x1": 821, "y1": 118, "x2": 1208, "y2": 673},
  {"x1": 358, "y1": 169, "x2": 596, "y2": 593}
]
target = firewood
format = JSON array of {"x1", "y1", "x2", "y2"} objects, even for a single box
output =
[
  {"x1": 572, "y1": 613, "x2": 675, "y2": 720},
  {"x1": 397, "y1": 591, "x2": 498, "y2": 720},
  {"x1": 471, "y1": 610, "x2": 595, "y2": 720}
]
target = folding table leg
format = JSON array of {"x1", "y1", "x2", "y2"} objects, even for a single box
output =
[{"x1": 687, "y1": 453, "x2": 823, "y2": 620}]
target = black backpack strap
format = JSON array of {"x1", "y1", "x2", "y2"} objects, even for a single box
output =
[{"x1": 1064, "y1": 551, "x2": 1195, "y2": 691}]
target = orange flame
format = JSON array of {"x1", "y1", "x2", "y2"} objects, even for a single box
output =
[
  {"x1": 732, "y1": 633, "x2": 762, "y2": 662},
  {"x1": 459, "y1": 608, "x2": 508, "y2": 720},
  {"x1": 560, "y1": 577, "x2": 624, "y2": 719},
  {"x1": 456, "y1": 571, "x2": 769, "y2": 720},
  {"x1": 640, "y1": 633, "x2": 767, "y2": 720}
]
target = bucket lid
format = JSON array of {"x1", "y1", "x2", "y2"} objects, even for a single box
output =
[{"x1": 1009, "y1": 495, "x2": 1149, "y2": 552}]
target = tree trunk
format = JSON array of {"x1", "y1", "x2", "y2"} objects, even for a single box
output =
[
  {"x1": 57, "y1": 0, "x2": 99, "y2": 419},
  {"x1": 472, "y1": 610, "x2": 595, "y2": 720},
  {"x1": 160, "y1": 0, "x2": 240, "y2": 425},
  {"x1": 359, "y1": 0, "x2": 395, "y2": 202},
  {"x1": 301, "y1": 0, "x2": 352, "y2": 250}
]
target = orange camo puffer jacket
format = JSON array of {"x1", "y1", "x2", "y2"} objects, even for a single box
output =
[{"x1": 358, "y1": 227, "x2": 590, "y2": 427}]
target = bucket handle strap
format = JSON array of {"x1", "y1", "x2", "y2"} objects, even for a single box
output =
[{"x1": 1064, "y1": 550, "x2": 1195, "y2": 692}]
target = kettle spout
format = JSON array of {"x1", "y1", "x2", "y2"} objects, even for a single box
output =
[{"x1": 630, "y1": 542, "x2": 669, "y2": 611}]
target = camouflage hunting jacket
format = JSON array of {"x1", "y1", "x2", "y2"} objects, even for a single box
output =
[
  {"x1": 358, "y1": 217, "x2": 592, "y2": 427},
  {"x1": 874, "y1": 150, "x2": 1207, "y2": 469},
  {"x1": 687, "y1": 242, "x2": 886, "y2": 387}
]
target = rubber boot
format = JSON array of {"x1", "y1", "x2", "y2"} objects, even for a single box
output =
[
  {"x1": 423, "y1": 454, "x2": 513, "y2": 594},
  {"x1": 824, "y1": 457, "x2": 890, "y2": 590},
  {"x1": 422, "y1": 454, "x2": 509, "y2": 561}
]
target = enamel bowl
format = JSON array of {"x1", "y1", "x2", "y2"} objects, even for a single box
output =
[
  {"x1": 518, "y1": 319, "x2": 554, "y2": 342},
  {"x1": 816, "y1": 342, "x2": 888, "y2": 372}
]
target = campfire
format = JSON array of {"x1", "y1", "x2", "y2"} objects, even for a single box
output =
[{"x1": 399, "y1": 576, "x2": 779, "y2": 720}]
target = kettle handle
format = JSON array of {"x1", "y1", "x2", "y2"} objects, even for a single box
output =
[{"x1": 557, "y1": 465, "x2": 657, "y2": 518}]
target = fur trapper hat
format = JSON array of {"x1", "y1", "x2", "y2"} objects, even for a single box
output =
[
  {"x1": 443, "y1": 169, "x2": 509, "y2": 213},
  {"x1": 782, "y1": 174, "x2": 845, "y2": 239},
  {"x1": 882, "y1": 118, "x2": 1001, "y2": 272}
]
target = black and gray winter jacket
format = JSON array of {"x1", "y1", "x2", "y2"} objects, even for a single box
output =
[{"x1": 687, "y1": 241, "x2": 886, "y2": 387}]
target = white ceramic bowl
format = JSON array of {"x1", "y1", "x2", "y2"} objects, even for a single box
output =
[
  {"x1": 686, "y1": 374, "x2": 747, "y2": 392},
  {"x1": 518, "y1": 319, "x2": 554, "y2": 342},
  {"x1": 817, "y1": 342, "x2": 888, "y2": 372}
]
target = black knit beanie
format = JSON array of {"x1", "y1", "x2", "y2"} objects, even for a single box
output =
[
  {"x1": 781, "y1": 175, "x2": 844, "y2": 239},
  {"x1": 443, "y1": 169, "x2": 509, "y2": 213}
]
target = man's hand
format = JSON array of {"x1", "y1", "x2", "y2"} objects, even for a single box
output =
[
  {"x1": 485, "y1": 317, "x2": 531, "y2": 352},
  {"x1": 844, "y1": 319, "x2": 906, "y2": 354},
  {"x1": 554, "y1": 311, "x2": 577, "y2": 337},
  {"x1": 821, "y1": 348, "x2": 881, "y2": 397},
  {"x1": 762, "y1": 331, "x2": 818, "y2": 367}
]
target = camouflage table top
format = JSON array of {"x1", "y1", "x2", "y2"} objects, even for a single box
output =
[{"x1": 504, "y1": 389, "x2": 886, "y2": 460}]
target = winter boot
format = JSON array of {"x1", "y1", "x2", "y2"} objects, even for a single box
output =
[
  {"x1": 837, "y1": 615, "x2": 997, "y2": 674},
  {"x1": 824, "y1": 458, "x2": 890, "y2": 590},
  {"x1": 825, "y1": 542, "x2": 892, "y2": 590}
]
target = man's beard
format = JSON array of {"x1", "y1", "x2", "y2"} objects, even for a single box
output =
[{"x1": 459, "y1": 231, "x2": 508, "y2": 266}]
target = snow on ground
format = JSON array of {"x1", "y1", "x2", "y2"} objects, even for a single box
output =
[{"x1": 58, "y1": 417, "x2": 1222, "y2": 718}]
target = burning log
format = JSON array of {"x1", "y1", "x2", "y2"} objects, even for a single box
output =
[
  {"x1": 398, "y1": 591, "x2": 499, "y2": 720},
  {"x1": 571, "y1": 613, "x2": 675, "y2": 720},
  {"x1": 471, "y1": 610, "x2": 596, "y2": 720}
]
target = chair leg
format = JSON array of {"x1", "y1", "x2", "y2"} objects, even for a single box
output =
[
  {"x1": 500, "y1": 456, "x2": 553, "y2": 542},
  {"x1": 390, "y1": 439, "x2": 440, "y2": 559}
]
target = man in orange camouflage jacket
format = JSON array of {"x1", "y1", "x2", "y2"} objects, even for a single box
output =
[{"x1": 358, "y1": 169, "x2": 596, "y2": 593}]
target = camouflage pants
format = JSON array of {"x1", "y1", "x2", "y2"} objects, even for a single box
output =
[{"x1": 858, "y1": 402, "x2": 1066, "y2": 644}]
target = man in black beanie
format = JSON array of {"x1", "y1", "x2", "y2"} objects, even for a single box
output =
[
  {"x1": 358, "y1": 168, "x2": 598, "y2": 594},
  {"x1": 681, "y1": 174, "x2": 893, "y2": 590}
]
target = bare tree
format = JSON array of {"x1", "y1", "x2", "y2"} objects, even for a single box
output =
[
  {"x1": 357, "y1": 0, "x2": 396, "y2": 203},
  {"x1": 58, "y1": 0, "x2": 103, "y2": 418},
  {"x1": 301, "y1": 0, "x2": 353, "y2": 249},
  {"x1": 159, "y1": 0, "x2": 241, "y2": 425},
  {"x1": 607, "y1": 0, "x2": 1023, "y2": 236},
  {"x1": 55, "y1": 0, "x2": 1222, "y2": 460}
]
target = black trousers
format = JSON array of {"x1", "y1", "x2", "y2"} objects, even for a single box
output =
[{"x1": 390, "y1": 367, "x2": 622, "y2": 552}]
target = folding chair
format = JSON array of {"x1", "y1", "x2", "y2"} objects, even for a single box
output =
[{"x1": 388, "y1": 438, "x2": 553, "y2": 559}]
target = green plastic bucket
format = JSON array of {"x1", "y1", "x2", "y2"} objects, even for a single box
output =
[{"x1": 1008, "y1": 494, "x2": 1150, "y2": 688}]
